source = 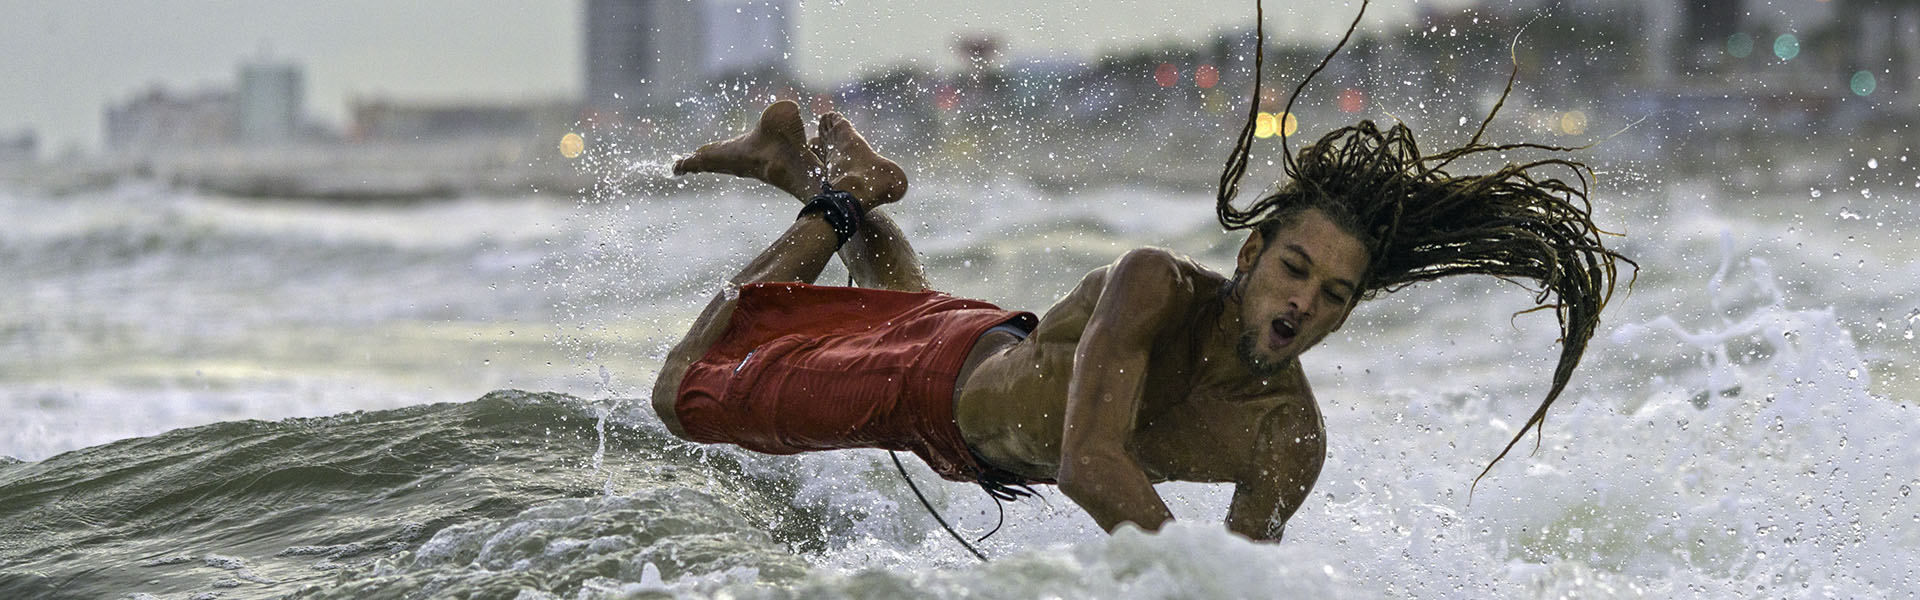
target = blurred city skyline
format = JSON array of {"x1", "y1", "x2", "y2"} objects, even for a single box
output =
[{"x1": 1, "y1": 0, "x2": 1421, "y2": 156}]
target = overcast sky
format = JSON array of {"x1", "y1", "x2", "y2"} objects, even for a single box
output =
[{"x1": 1, "y1": 0, "x2": 1418, "y2": 154}]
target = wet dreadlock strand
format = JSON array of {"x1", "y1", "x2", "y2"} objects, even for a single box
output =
[
  {"x1": 1214, "y1": 2, "x2": 1636, "y2": 493},
  {"x1": 1214, "y1": 0, "x2": 1265, "y2": 227},
  {"x1": 1217, "y1": 0, "x2": 1372, "y2": 231},
  {"x1": 1278, "y1": 0, "x2": 1372, "y2": 183}
]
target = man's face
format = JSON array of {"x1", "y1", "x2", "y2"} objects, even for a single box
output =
[{"x1": 1232, "y1": 209, "x2": 1368, "y2": 376}]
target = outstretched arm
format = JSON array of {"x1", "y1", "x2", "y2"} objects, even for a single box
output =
[
  {"x1": 1056, "y1": 248, "x2": 1197, "y2": 533},
  {"x1": 1225, "y1": 400, "x2": 1325, "y2": 542}
]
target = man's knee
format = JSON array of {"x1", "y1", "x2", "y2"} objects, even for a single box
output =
[{"x1": 651, "y1": 362, "x2": 693, "y2": 440}]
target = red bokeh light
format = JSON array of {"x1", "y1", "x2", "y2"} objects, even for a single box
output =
[
  {"x1": 1194, "y1": 64, "x2": 1219, "y2": 89},
  {"x1": 1154, "y1": 62, "x2": 1179, "y2": 88}
]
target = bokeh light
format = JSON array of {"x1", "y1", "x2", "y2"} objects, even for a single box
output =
[
  {"x1": 1255, "y1": 112, "x2": 1277, "y2": 138},
  {"x1": 559, "y1": 132, "x2": 585, "y2": 159},
  {"x1": 1773, "y1": 34, "x2": 1800, "y2": 61},
  {"x1": 1851, "y1": 70, "x2": 1877, "y2": 96},
  {"x1": 1250, "y1": 112, "x2": 1298, "y2": 138},
  {"x1": 1194, "y1": 64, "x2": 1219, "y2": 89},
  {"x1": 1154, "y1": 62, "x2": 1179, "y2": 88},
  {"x1": 1254, "y1": 111, "x2": 1299, "y2": 138},
  {"x1": 1559, "y1": 110, "x2": 1589, "y2": 136},
  {"x1": 1726, "y1": 33, "x2": 1753, "y2": 58},
  {"x1": 1337, "y1": 88, "x2": 1366, "y2": 113}
]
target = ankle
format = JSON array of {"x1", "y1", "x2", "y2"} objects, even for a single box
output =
[{"x1": 798, "y1": 182, "x2": 864, "y2": 250}]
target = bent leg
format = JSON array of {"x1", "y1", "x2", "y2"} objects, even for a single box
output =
[
  {"x1": 839, "y1": 211, "x2": 926, "y2": 292},
  {"x1": 651, "y1": 215, "x2": 841, "y2": 438}
]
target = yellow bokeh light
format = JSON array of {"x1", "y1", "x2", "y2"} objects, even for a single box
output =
[
  {"x1": 1279, "y1": 112, "x2": 1298, "y2": 137},
  {"x1": 560, "y1": 132, "x2": 585, "y2": 159},
  {"x1": 1255, "y1": 113, "x2": 1277, "y2": 138},
  {"x1": 1558, "y1": 111, "x2": 1588, "y2": 136}
]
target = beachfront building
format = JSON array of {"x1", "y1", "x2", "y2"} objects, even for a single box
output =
[{"x1": 103, "y1": 86, "x2": 235, "y2": 155}]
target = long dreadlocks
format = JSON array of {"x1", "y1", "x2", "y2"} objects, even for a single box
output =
[{"x1": 1218, "y1": 0, "x2": 1634, "y2": 489}]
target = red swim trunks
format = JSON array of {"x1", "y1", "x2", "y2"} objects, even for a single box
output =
[{"x1": 674, "y1": 282, "x2": 1037, "y2": 483}]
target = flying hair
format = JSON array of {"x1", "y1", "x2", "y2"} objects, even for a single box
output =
[{"x1": 1217, "y1": 0, "x2": 1635, "y2": 491}]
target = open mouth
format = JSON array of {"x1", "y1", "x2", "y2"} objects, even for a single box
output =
[{"x1": 1270, "y1": 317, "x2": 1299, "y2": 348}]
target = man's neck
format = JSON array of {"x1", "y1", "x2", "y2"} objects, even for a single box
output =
[{"x1": 1185, "y1": 293, "x2": 1289, "y2": 396}]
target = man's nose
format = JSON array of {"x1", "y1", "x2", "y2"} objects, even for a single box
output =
[{"x1": 1288, "y1": 290, "x2": 1315, "y2": 316}]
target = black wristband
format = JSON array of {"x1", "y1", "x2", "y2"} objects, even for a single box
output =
[{"x1": 799, "y1": 182, "x2": 862, "y2": 248}]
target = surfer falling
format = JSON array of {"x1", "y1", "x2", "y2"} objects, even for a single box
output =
[{"x1": 652, "y1": 1, "x2": 1628, "y2": 542}]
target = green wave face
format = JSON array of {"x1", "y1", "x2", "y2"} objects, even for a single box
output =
[{"x1": 0, "y1": 390, "x2": 820, "y2": 599}]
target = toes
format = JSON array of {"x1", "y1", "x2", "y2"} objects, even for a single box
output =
[
  {"x1": 672, "y1": 153, "x2": 704, "y2": 175},
  {"x1": 817, "y1": 112, "x2": 850, "y2": 144},
  {"x1": 672, "y1": 140, "x2": 727, "y2": 175},
  {"x1": 758, "y1": 101, "x2": 808, "y2": 148}
]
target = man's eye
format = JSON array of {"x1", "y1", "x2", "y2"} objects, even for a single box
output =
[
  {"x1": 1284, "y1": 262, "x2": 1306, "y2": 276},
  {"x1": 1325, "y1": 290, "x2": 1348, "y2": 304}
]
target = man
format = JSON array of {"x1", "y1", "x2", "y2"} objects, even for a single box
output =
[{"x1": 652, "y1": 98, "x2": 1623, "y2": 541}]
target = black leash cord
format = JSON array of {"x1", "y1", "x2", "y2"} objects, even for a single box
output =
[{"x1": 890, "y1": 451, "x2": 990, "y2": 562}]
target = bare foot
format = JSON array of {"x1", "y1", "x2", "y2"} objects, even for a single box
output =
[
  {"x1": 672, "y1": 100, "x2": 823, "y2": 200},
  {"x1": 811, "y1": 112, "x2": 908, "y2": 211}
]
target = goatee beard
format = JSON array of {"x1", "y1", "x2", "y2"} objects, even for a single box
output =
[{"x1": 1236, "y1": 328, "x2": 1287, "y2": 378}]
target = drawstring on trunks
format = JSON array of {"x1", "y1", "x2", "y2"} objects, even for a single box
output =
[{"x1": 892, "y1": 451, "x2": 990, "y2": 562}]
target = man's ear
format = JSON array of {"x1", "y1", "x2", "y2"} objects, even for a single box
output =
[{"x1": 1235, "y1": 229, "x2": 1267, "y2": 275}]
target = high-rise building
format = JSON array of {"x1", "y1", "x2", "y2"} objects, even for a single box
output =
[
  {"x1": 584, "y1": 0, "x2": 792, "y2": 114},
  {"x1": 237, "y1": 59, "x2": 304, "y2": 143}
]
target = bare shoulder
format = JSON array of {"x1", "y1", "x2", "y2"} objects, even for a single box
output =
[
  {"x1": 1033, "y1": 248, "x2": 1222, "y2": 334},
  {"x1": 1107, "y1": 246, "x2": 1221, "y2": 291},
  {"x1": 1248, "y1": 383, "x2": 1326, "y2": 490},
  {"x1": 1257, "y1": 380, "x2": 1325, "y2": 463}
]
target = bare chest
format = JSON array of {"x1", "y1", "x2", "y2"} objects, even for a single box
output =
[{"x1": 1129, "y1": 391, "x2": 1275, "y2": 482}]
